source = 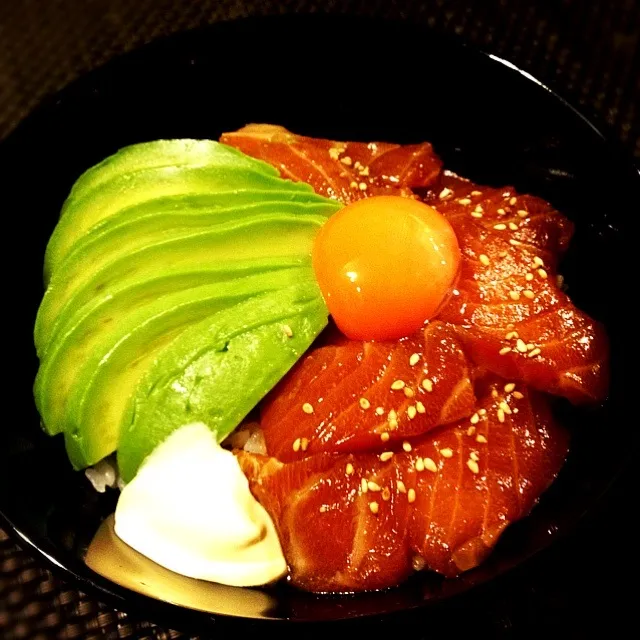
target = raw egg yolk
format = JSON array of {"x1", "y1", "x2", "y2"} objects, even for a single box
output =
[{"x1": 312, "y1": 195, "x2": 461, "y2": 340}]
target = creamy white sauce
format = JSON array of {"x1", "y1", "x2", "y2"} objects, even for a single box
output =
[{"x1": 114, "y1": 422, "x2": 286, "y2": 587}]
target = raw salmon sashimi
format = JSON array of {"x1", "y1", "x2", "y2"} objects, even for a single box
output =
[
  {"x1": 430, "y1": 193, "x2": 608, "y2": 403},
  {"x1": 261, "y1": 321, "x2": 476, "y2": 461},
  {"x1": 220, "y1": 124, "x2": 442, "y2": 203},
  {"x1": 238, "y1": 376, "x2": 569, "y2": 593}
]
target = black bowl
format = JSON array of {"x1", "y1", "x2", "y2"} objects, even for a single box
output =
[{"x1": 0, "y1": 13, "x2": 636, "y2": 632}]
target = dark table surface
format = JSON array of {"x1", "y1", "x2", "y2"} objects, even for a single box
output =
[{"x1": 1, "y1": 1, "x2": 638, "y2": 638}]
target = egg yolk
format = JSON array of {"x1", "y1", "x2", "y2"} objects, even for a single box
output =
[{"x1": 312, "y1": 195, "x2": 461, "y2": 340}]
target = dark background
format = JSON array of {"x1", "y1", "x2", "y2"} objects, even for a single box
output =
[{"x1": 0, "y1": 1, "x2": 638, "y2": 638}]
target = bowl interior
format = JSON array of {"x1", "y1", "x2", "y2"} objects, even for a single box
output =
[{"x1": 0, "y1": 14, "x2": 634, "y2": 628}]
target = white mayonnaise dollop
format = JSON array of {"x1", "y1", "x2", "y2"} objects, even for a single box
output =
[{"x1": 114, "y1": 422, "x2": 286, "y2": 587}]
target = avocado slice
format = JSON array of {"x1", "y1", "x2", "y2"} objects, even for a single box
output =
[
  {"x1": 37, "y1": 212, "x2": 330, "y2": 356},
  {"x1": 36, "y1": 266, "x2": 311, "y2": 440},
  {"x1": 36, "y1": 197, "x2": 336, "y2": 354},
  {"x1": 45, "y1": 146, "x2": 318, "y2": 280},
  {"x1": 116, "y1": 284, "x2": 327, "y2": 482}
]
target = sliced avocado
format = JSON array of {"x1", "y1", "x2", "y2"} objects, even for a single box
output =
[
  {"x1": 37, "y1": 212, "x2": 329, "y2": 356},
  {"x1": 65, "y1": 140, "x2": 276, "y2": 206},
  {"x1": 116, "y1": 284, "x2": 327, "y2": 482},
  {"x1": 36, "y1": 266, "x2": 311, "y2": 439},
  {"x1": 65, "y1": 274, "x2": 323, "y2": 470},
  {"x1": 36, "y1": 198, "x2": 336, "y2": 354},
  {"x1": 45, "y1": 157, "x2": 322, "y2": 280}
]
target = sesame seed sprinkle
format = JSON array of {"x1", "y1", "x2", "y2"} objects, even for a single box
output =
[
  {"x1": 492, "y1": 389, "x2": 499, "y2": 398},
  {"x1": 380, "y1": 451, "x2": 394, "y2": 462},
  {"x1": 404, "y1": 387, "x2": 415, "y2": 398},
  {"x1": 439, "y1": 187, "x2": 452, "y2": 199},
  {"x1": 415, "y1": 457, "x2": 425, "y2": 472},
  {"x1": 467, "y1": 459, "x2": 480, "y2": 474},
  {"x1": 403, "y1": 441, "x2": 412, "y2": 452},
  {"x1": 528, "y1": 348, "x2": 541, "y2": 358},
  {"x1": 388, "y1": 409, "x2": 398, "y2": 422},
  {"x1": 467, "y1": 425, "x2": 476, "y2": 436},
  {"x1": 499, "y1": 346, "x2": 512, "y2": 355},
  {"x1": 391, "y1": 379, "x2": 406, "y2": 390},
  {"x1": 509, "y1": 290, "x2": 521, "y2": 301},
  {"x1": 407, "y1": 405, "x2": 417, "y2": 420},
  {"x1": 509, "y1": 239, "x2": 522, "y2": 246},
  {"x1": 497, "y1": 409, "x2": 506, "y2": 423},
  {"x1": 368, "y1": 481, "x2": 381, "y2": 492},
  {"x1": 470, "y1": 413, "x2": 480, "y2": 424},
  {"x1": 470, "y1": 451, "x2": 480, "y2": 462},
  {"x1": 422, "y1": 378, "x2": 434, "y2": 392},
  {"x1": 440, "y1": 448, "x2": 454, "y2": 458},
  {"x1": 358, "y1": 182, "x2": 368, "y2": 191},
  {"x1": 494, "y1": 223, "x2": 507, "y2": 230},
  {"x1": 380, "y1": 432, "x2": 390, "y2": 442},
  {"x1": 471, "y1": 190, "x2": 483, "y2": 196},
  {"x1": 458, "y1": 198, "x2": 472, "y2": 205},
  {"x1": 375, "y1": 407, "x2": 385, "y2": 416},
  {"x1": 340, "y1": 156, "x2": 352, "y2": 165},
  {"x1": 523, "y1": 289, "x2": 535, "y2": 299},
  {"x1": 416, "y1": 401, "x2": 426, "y2": 414},
  {"x1": 508, "y1": 222, "x2": 519, "y2": 231},
  {"x1": 476, "y1": 434, "x2": 488, "y2": 443},
  {"x1": 397, "y1": 480, "x2": 407, "y2": 494},
  {"x1": 346, "y1": 463, "x2": 354, "y2": 475},
  {"x1": 293, "y1": 438, "x2": 301, "y2": 452},
  {"x1": 499, "y1": 401, "x2": 512, "y2": 415},
  {"x1": 359, "y1": 397, "x2": 371, "y2": 410},
  {"x1": 471, "y1": 211, "x2": 484, "y2": 218},
  {"x1": 369, "y1": 501, "x2": 379, "y2": 514},
  {"x1": 525, "y1": 272, "x2": 534, "y2": 281},
  {"x1": 512, "y1": 391, "x2": 524, "y2": 399},
  {"x1": 479, "y1": 408, "x2": 487, "y2": 415},
  {"x1": 504, "y1": 382, "x2": 516, "y2": 393},
  {"x1": 517, "y1": 209, "x2": 528, "y2": 218},
  {"x1": 516, "y1": 339, "x2": 528, "y2": 353},
  {"x1": 479, "y1": 254, "x2": 490, "y2": 266},
  {"x1": 533, "y1": 256, "x2": 544, "y2": 267},
  {"x1": 497, "y1": 208, "x2": 506, "y2": 215},
  {"x1": 410, "y1": 353, "x2": 421, "y2": 366},
  {"x1": 509, "y1": 197, "x2": 517, "y2": 205},
  {"x1": 538, "y1": 268, "x2": 548, "y2": 279},
  {"x1": 506, "y1": 331, "x2": 519, "y2": 340},
  {"x1": 320, "y1": 505, "x2": 328, "y2": 513},
  {"x1": 300, "y1": 437, "x2": 309, "y2": 451},
  {"x1": 424, "y1": 457, "x2": 438, "y2": 472},
  {"x1": 408, "y1": 489, "x2": 416, "y2": 503},
  {"x1": 282, "y1": 324, "x2": 293, "y2": 337},
  {"x1": 361, "y1": 478, "x2": 368, "y2": 493},
  {"x1": 302, "y1": 402, "x2": 314, "y2": 414}
]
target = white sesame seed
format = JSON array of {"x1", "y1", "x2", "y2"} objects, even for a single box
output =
[
  {"x1": 346, "y1": 463, "x2": 354, "y2": 475},
  {"x1": 391, "y1": 379, "x2": 406, "y2": 390},
  {"x1": 504, "y1": 382, "x2": 516, "y2": 393},
  {"x1": 415, "y1": 401, "x2": 426, "y2": 414},
  {"x1": 508, "y1": 222, "x2": 519, "y2": 231},
  {"x1": 509, "y1": 197, "x2": 517, "y2": 205},
  {"x1": 523, "y1": 290, "x2": 535, "y2": 299},
  {"x1": 525, "y1": 272, "x2": 534, "y2": 281},
  {"x1": 509, "y1": 290, "x2": 521, "y2": 301},
  {"x1": 439, "y1": 187, "x2": 452, "y2": 199},
  {"x1": 380, "y1": 451, "x2": 394, "y2": 462},
  {"x1": 506, "y1": 331, "x2": 519, "y2": 340},
  {"x1": 369, "y1": 501, "x2": 379, "y2": 514},
  {"x1": 380, "y1": 432, "x2": 390, "y2": 442},
  {"x1": 422, "y1": 379, "x2": 434, "y2": 392},
  {"x1": 424, "y1": 457, "x2": 438, "y2": 472},
  {"x1": 476, "y1": 434, "x2": 488, "y2": 443},
  {"x1": 349, "y1": 180, "x2": 358, "y2": 189},
  {"x1": 458, "y1": 198, "x2": 472, "y2": 205},
  {"x1": 509, "y1": 239, "x2": 522, "y2": 246},
  {"x1": 528, "y1": 348, "x2": 541, "y2": 358},
  {"x1": 340, "y1": 156, "x2": 352, "y2": 165},
  {"x1": 467, "y1": 425, "x2": 476, "y2": 436},
  {"x1": 471, "y1": 190, "x2": 483, "y2": 196},
  {"x1": 533, "y1": 256, "x2": 544, "y2": 267},
  {"x1": 409, "y1": 353, "x2": 421, "y2": 366},
  {"x1": 471, "y1": 211, "x2": 484, "y2": 218},
  {"x1": 512, "y1": 391, "x2": 524, "y2": 399},
  {"x1": 479, "y1": 408, "x2": 487, "y2": 415},
  {"x1": 368, "y1": 481, "x2": 381, "y2": 492},
  {"x1": 479, "y1": 254, "x2": 490, "y2": 266},
  {"x1": 439, "y1": 448, "x2": 453, "y2": 458},
  {"x1": 320, "y1": 505, "x2": 328, "y2": 513},
  {"x1": 497, "y1": 409, "x2": 505, "y2": 423},
  {"x1": 499, "y1": 401, "x2": 512, "y2": 415},
  {"x1": 538, "y1": 268, "x2": 548, "y2": 279},
  {"x1": 470, "y1": 413, "x2": 480, "y2": 425},
  {"x1": 282, "y1": 324, "x2": 293, "y2": 337},
  {"x1": 293, "y1": 438, "x2": 301, "y2": 452},
  {"x1": 358, "y1": 182, "x2": 368, "y2": 191},
  {"x1": 407, "y1": 405, "x2": 417, "y2": 420},
  {"x1": 415, "y1": 457, "x2": 425, "y2": 472},
  {"x1": 397, "y1": 480, "x2": 407, "y2": 494},
  {"x1": 516, "y1": 339, "x2": 528, "y2": 353},
  {"x1": 300, "y1": 437, "x2": 309, "y2": 451},
  {"x1": 499, "y1": 346, "x2": 512, "y2": 355},
  {"x1": 517, "y1": 209, "x2": 528, "y2": 218},
  {"x1": 402, "y1": 441, "x2": 412, "y2": 452},
  {"x1": 361, "y1": 478, "x2": 368, "y2": 493},
  {"x1": 302, "y1": 402, "x2": 314, "y2": 414},
  {"x1": 494, "y1": 223, "x2": 507, "y2": 230},
  {"x1": 470, "y1": 451, "x2": 480, "y2": 462},
  {"x1": 404, "y1": 387, "x2": 415, "y2": 398},
  {"x1": 526, "y1": 343, "x2": 535, "y2": 350},
  {"x1": 388, "y1": 409, "x2": 398, "y2": 422},
  {"x1": 467, "y1": 459, "x2": 480, "y2": 474},
  {"x1": 497, "y1": 208, "x2": 506, "y2": 215},
  {"x1": 359, "y1": 397, "x2": 371, "y2": 410},
  {"x1": 375, "y1": 407, "x2": 385, "y2": 416},
  {"x1": 408, "y1": 489, "x2": 416, "y2": 503}
]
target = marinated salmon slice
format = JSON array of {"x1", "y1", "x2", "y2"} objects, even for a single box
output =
[
  {"x1": 237, "y1": 377, "x2": 569, "y2": 592},
  {"x1": 433, "y1": 204, "x2": 608, "y2": 403},
  {"x1": 260, "y1": 321, "x2": 476, "y2": 461},
  {"x1": 220, "y1": 124, "x2": 442, "y2": 202}
]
